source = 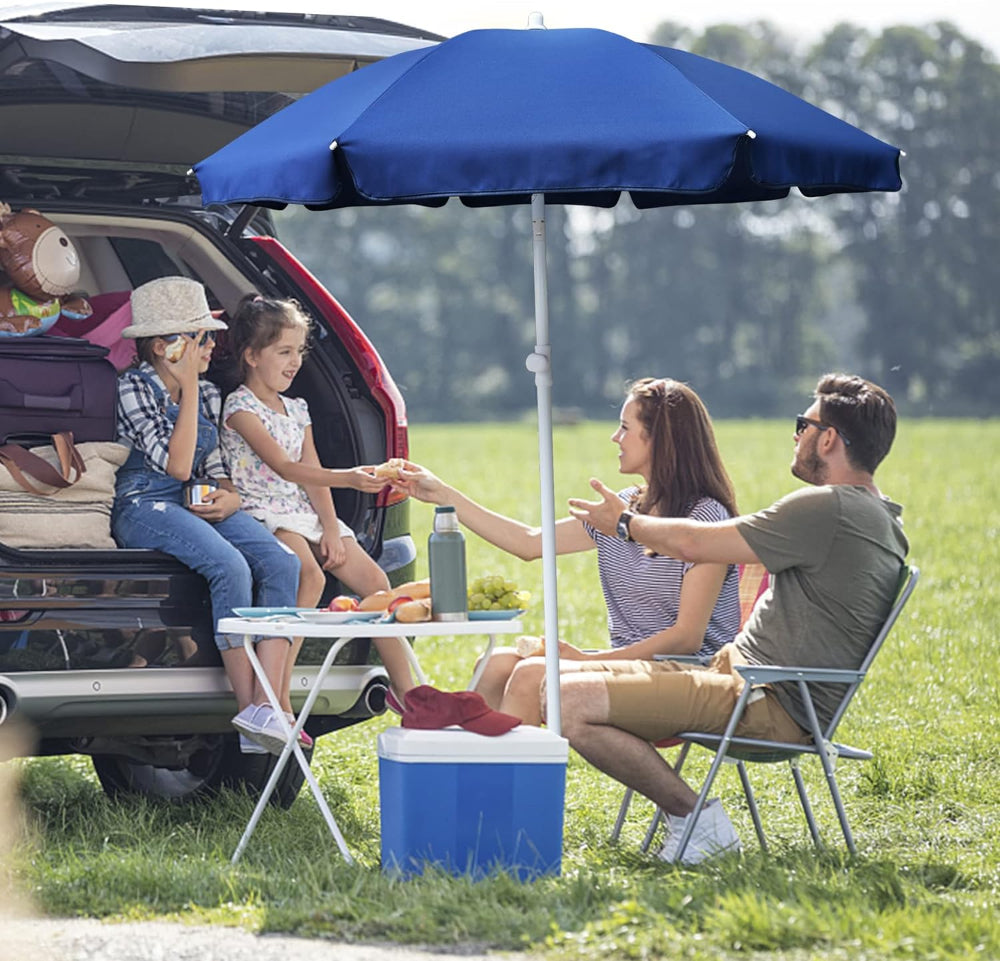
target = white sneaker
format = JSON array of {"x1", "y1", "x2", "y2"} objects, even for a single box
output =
[
  {"x1": 658, "y1": 798, "x2": 741, "y2": 865},
  {"x1": 238, "y1": 734, "x2": 269, "y2": 755},
  {"x1": 244, "y1": 707, "x2": 293, "y2": 756},
  {"x1": 231, "y1": 703, "x2": 269, "y2": 737}
]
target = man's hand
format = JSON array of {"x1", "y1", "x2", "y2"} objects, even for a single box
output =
[{"x1": 568, "y1": 478, "x2": 623, "y2": 537}]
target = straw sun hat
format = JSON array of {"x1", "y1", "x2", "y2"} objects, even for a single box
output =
[{"x1": 121, "y1": 276, "x2": 229, "y2": 339}]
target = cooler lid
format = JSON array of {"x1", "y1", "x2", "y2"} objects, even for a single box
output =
[{"x1": 378, "y1": 725, "x2": 569, "y2": 764}]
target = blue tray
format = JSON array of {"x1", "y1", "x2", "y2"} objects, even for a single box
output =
[{"x1": 468, "y1": 609, "x2": 526, "y2": 621}]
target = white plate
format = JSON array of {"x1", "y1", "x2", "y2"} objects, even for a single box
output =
[
  {"x1": 232, "y1": 607, "x2": 308, "y2": 618},
  {"x1": 295, "y1": 610, "x2": 382, "y2": 624}
]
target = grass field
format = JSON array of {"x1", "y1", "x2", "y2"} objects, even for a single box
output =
[{"x1": 6, "y1": 418, "x2": 1000, "y2": 960}]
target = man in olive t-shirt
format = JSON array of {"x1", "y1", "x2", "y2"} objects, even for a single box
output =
[
  {"x1": 735, "y1": 483, "x2": 908, "y2": 732},
  {"x1": 562, "y1": 373, "x2": 907, "y2": 864}
]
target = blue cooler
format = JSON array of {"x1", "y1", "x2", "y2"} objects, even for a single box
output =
[{"x1": 378, "y1": 726, "x2": 568, "y2": 880}]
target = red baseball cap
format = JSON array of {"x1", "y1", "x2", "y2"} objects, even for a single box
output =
[{"x1": 400, "y1": 685, "x2": 520, "y2": 736}]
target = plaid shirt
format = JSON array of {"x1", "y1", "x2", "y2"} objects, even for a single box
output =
[{"x1": 116, "y1": 362, "x2": 227, "y2": 479}]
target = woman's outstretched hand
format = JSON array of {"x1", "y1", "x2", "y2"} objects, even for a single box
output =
[
  {"x1": 567, "y1": 478, "x2": 623, "y2": 537},
  {"x1": 391, "y1": 461, "x2": 449, "y2": 504}
]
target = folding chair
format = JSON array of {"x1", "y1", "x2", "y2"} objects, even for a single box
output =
[
  {"x1": 662, "y1": 563, "x2": 919, "y2": 861},
  {"x1": 610, "y1": 561, "x2": 769, "y2": 846}
]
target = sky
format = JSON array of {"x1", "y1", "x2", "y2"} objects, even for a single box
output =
[{"x1": 354, "y1": 1, "x2": 998, "y2": 55}]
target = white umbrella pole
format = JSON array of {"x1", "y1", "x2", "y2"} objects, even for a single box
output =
[{"x1": 526, "y1": 192, "x2": 561, "y2": 737}]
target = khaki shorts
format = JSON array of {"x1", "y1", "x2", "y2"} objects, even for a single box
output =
[{"x1": 576, "y1": 643, "x2": 809, "y2": 745}]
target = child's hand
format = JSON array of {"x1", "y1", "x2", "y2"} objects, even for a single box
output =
[
  {"x1": 347, "y1": 466, "x2": 388, "y2": 493},
  {"x1": 188, "y1": 487, "x2": 240, "y2": 522},
  {"x1": 173, "y1": 331, "x2": 209, "y2": 385},
  {"x1": 319, "y1": 531, "x2": 347, "y2": 569}
]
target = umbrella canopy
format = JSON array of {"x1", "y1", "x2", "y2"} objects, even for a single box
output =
[
  {"x1": 195, "y1": 26, "x2": 901, "y2": 210},
  {"x1": 194, "y1": 24, "x2": 902, "y2": 736}
]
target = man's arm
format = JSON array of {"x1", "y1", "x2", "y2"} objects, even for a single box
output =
[{"x1": 568, "y1": 478, "x2": 760, "y2": 565}]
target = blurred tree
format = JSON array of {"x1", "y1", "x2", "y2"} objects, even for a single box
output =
[
  {"x1": 273, "y1": 21, "x2": 999, "y2": 421},
  {"x1": 814, "y1": 23, "x2": 1000, "y2": 412}
]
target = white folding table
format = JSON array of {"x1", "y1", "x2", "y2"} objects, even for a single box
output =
[{"x1": 218, "y1": 613, "x2": 525, "y2": 864}]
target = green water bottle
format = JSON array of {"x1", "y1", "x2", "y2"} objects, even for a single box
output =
[{"x1": 428, "y1": 506, "x2": 467, "y2": 621}]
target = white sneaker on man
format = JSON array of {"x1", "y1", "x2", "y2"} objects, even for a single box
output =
[{"x1": 658, "y1": 798, "x2": 741, "y2": 865}]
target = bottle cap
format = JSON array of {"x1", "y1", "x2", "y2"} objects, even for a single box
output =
[{"x1": 435, "y1": 506, "x2": 456, "y2": 513}]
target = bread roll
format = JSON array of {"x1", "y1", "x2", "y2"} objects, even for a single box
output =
[
  {"x1": 374, "y1": 457, "x2": 406, "y2": 480},
  {"x1": 515, "y1": 635, "x2": 545, "y2": 658},
  {"x1": 392, "y1": 578, "x2": 430, "y2": 600},
  {"x1": 165, "y1": 337, "x2": 187, "y2": 363},
  {"x1": 394, "y1": 598, "x2": 432, "y2": 623},
  {"x1": 358, "y1": 589, "x2": 394, "y2": 611}
]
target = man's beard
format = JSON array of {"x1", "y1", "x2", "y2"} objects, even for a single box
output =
[{"x1": 791, "y1": 436, "x2": 828, "y2": 485}]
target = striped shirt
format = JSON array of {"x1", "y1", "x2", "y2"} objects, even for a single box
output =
[
  {"x1": 115, "y1": 363, "x2": 227, "y2": 479},
  {"x1": 581, "y1": 487, "x2": 740, "y2": 657}
]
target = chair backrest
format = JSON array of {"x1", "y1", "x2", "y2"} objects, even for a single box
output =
[
  {"x1": 824, "y1": 563, "x2": 920, "y2": 736},
  {"x1": 737, "y1": 562, "x2": 769, "y2": 628}
]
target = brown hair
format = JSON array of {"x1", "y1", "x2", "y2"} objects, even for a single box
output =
[
  {"x1": 228, "y1": 294, "x2": 312, "y2": 382},
  {"x1": 815, "y1": 372, "x2": 897, "y2": 474},
  {"x1": 626, "y1": 377, "x2": 737, "y2": 519},
  {"x1": 133, "y1": 336, "x2": 157, "y2": 365}
]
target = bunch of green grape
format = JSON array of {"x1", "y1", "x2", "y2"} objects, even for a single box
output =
[{"x1": 468, "y1": 574, "x2": 531, "y2": 611}]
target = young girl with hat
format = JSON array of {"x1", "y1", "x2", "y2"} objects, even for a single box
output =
[{"x1": 112, "y1": 276, "x2": 303, "y2": 755}]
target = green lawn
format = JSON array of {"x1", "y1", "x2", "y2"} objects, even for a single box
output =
[{"x1": 7, "y1": 418, "x2": 1000, "y2": 960}]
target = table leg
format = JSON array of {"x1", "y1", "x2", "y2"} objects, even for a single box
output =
[
  {"x1": 466, "y1": 632, "x2": 498, "y2": 691},
  {"x1": 398, "y1": 635, "x2": 428, "y2": 686},
  {"x1": 231, "y1": 633, "x2": 354, "y2": 865}
]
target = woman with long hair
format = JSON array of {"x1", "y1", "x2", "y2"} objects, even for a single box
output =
[{"x1": 394, "y1": 377, "x2": 740, "y2": 724}]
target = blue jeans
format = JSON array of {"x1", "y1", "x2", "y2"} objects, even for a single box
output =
[{"x1": 113, "y1": 497, "x2": 300, "y2": 650}]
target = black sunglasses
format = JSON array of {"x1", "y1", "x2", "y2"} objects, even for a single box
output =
[
  {"x1": 162, "y1": 331, "x2": 216, "y2": 344},
  {"x1": 795, "y1": 414, "x2": 852, "y2": 446}
]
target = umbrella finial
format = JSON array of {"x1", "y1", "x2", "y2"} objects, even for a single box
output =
[{"x1": 527, "y1": 11, "x2": 546, "y2": 30}]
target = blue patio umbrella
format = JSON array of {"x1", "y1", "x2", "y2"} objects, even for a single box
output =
[{"x1": 195, "y1": 19, "x2": 902, "y2": 735}]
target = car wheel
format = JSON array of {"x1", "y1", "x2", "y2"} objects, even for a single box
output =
[{"x1": 91, "y1": 734, "x2": 309, "y2": 809}]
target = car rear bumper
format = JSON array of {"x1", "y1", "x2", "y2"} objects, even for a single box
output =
[{"x1": 0, "y1": 663, "x2": 388, "y2": 740}]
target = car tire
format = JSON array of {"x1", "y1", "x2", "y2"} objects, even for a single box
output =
[{"x1": 91, "y1": 734, "x2": 309, "y2": 809}]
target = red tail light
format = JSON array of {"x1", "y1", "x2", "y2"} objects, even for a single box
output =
[{"x1": 250, "y1": 236, "x2": 408, "y2": 506}]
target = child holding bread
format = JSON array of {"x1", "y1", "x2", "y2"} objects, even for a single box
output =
[
  {"x1": 220, "y1": 294, "x2": 417, "y2": 713},
  {"x1": 113, "y1": 277, "x2": 302, "y2": 755}
]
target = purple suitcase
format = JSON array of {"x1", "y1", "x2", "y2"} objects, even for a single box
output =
[{"x1": 0, "y1": 334, "x2": 117, "y2": 444}]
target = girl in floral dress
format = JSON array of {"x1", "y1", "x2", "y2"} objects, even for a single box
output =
[{"x1": 220, "y1": 295, "x2": 416, "y2": 719}]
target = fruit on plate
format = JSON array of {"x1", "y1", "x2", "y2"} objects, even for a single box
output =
[
  {"x1": 326, "y1": 595, "x2": 360, "y2": 612},
  {"x1": 468, "y1": 574, "x2": 531, "y2": 611}
]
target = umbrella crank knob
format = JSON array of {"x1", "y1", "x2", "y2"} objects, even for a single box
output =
[{"x1": 526, "y1": 350, "x2": 551, "y2": 386}]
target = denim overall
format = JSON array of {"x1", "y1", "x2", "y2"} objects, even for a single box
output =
[{"x1": 112, "y1": 369, "x2": 300, "y2": 650}]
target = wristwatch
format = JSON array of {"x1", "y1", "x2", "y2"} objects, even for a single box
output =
[{"x1": 616, "y1": 510, "x2": 635, "y2": 542}]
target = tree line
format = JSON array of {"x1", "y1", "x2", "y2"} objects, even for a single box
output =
[{"x1": 276, "y1": 20, "x2": 999, "y2": 421}]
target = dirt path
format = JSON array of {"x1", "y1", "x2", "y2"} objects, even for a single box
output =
[{"x1": 2, "y1": 917, "x2": 535, "y2": 961}]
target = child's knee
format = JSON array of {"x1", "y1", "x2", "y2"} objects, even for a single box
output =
[{"x1": 300, "y1": 555, "x2": 326, "y2": 601}]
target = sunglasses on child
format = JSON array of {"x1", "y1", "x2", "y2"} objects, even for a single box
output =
[
  {"x1": 162, "y1": 331, "x2": 216, "y2": 344},
  {"x1": 794, "y1": 414, "x2": 852, "y2": 446}
]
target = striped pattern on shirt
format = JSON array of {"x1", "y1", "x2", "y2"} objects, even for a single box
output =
[{"x1": 581, "y1": 487, "x2": 740, "y2": 657}]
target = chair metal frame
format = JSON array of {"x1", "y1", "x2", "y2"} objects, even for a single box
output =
[{"x1": 612, "y1": 564, "x2": 919, "y2": 860}]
